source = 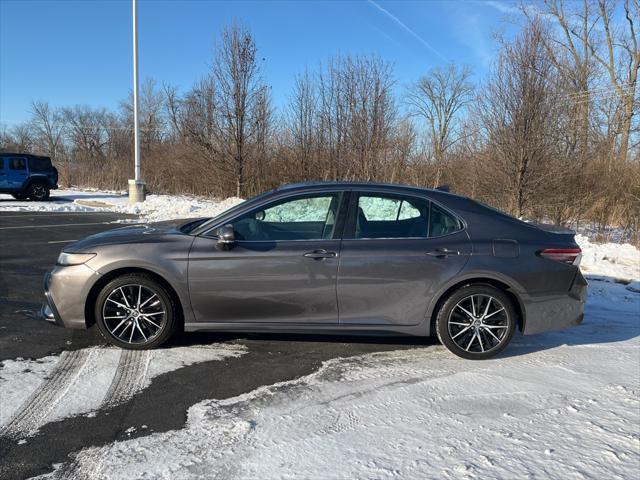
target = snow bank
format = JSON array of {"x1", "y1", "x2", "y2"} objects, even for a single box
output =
[
  {"x1": 0, "y1": 189, "x2": 244, "y2": 224},
  {"x1": 111, "y1": 194, "x2": 243, "y2": 223},
  {"x1": 576, "y1": 234, "x2": 640, "y2": 282},
  {"x1": 42, "y1": 280, "x2": 639, "y2": 480}
]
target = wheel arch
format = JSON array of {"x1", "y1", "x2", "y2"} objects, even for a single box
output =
[
  {"x1": 24, "y1": 175, "x2": 50, "y2": 189},
  {"x1": 85, "y1": 267, "x2": 185, "y2": 329},
  {"x1": 427, "y1": 276, "x2": 525, "y2": 336}
]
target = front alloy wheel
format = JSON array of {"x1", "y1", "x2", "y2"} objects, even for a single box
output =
[
  {"x1": 437, "y1": 285, "x2": 516, "y2": 359},
  {"x1": 95, "y1": 274, "x2": 177, "y2": 349}
]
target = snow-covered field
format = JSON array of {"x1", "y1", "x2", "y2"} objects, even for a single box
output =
[{"x1": 1, "y1": 188, "x2": 639, "y2": 479}]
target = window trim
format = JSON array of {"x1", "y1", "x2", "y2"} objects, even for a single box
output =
[
  {"x1": 343, "y1": 189, "x2": 466, "y2": 241},
  {"x1": 200, "y1": 190, "x2": 348, "y2": 243}
]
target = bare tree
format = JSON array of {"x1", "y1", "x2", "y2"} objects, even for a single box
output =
[
  {"x1": 30, "y1": 101, "x2": 64, "y2": 161},
  {"x1": 287, "y1": 69, "x2": 317, "y2": 179},
  {"x1": 590, "y1": 0, "x2": 639, "y2": 163},
  {"x1": 406, "y1": 65, "x2": 474, "y2": 187},
  {"x1": 214, "y1": 23, "x2": 265, "y2": 197},
  {"x1": 478, "y1": 22, "x2": 560, "y2": 217},
  {"x1": 527, "y1": 0, "x2": 598, "y2": 155}
]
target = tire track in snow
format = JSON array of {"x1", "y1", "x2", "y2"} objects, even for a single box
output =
[
  {"x1": 53, "y1": 350, "x2": 151, "y2": 480},
  {"x1": 101, "y1": 349, "x2": 151, "y2": 408},
  {"x1": 0, "y1": 349, "x2": 92, "y2": 439}
]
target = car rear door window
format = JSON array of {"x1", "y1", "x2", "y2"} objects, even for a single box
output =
[
  {"x1": 9, "y1": 158, "x2": 27, "y2": 170},
  {"x1": 429, "y1": 203, "x2": 463, "y2": 237},
  {"x1": 232, "y1": 194, "x2": 341, "y2": 241},
  {"x1": 355, "y1": 194, "x2": 429, "y2": 239}
]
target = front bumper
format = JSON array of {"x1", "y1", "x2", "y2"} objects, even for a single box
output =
[
  {"x1": 522, "y1": 270, "x2": 588, "y2": 335},
  {"x1": 41, "y1": 264, "x2": 101, "y2": 329}
]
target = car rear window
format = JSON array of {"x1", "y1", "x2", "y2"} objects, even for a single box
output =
[
  {"x1": 28, "y1": 157, "x2": 52, "y2": 171},
  {"x1": 429, "y1": 203, "x2": 463, "y2": 237}
]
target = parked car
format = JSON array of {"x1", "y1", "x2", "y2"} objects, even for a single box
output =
[
  {"x1": 0, "y1": 153, "x2": 58, "y2": 200},
  {"x1": 42, "y1": 182, "x2": 587, "y2": 359}
]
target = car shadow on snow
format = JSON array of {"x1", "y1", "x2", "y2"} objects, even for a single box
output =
[
  {"x1": 501, "y1": 275, "x2": 639, "y2": 358},
  {"x1": 166, "y1": 330, "x2": 436, "y2": 350}
]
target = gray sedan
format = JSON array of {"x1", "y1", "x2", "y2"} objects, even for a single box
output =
[{"x1": 42, "y1": 182, "x2": 587, "y2": 359}]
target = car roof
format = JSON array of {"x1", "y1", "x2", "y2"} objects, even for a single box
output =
[
  {"x1": 274, "y1": 180, "x2": 463, "y2": 198},
  {"x1": 0, "y1": 152, "x2": 51, "y2": 160}
]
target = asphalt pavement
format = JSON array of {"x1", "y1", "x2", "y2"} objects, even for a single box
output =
[{"x1": 0, "y1": 210, "x2": 429, "y2": 479}]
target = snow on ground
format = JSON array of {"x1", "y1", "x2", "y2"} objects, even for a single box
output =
[
  {"x1": 577, "y1": 234, "x2": 640, "y2": 282},
  {"x1": 0, "y1": 344, "x2": 246, "y2": 435},
  {"x1": 40, "y1": 279, "x2": 639, "y2": 480}
]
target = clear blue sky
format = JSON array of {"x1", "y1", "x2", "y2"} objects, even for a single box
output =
[{"x1": 0, "y1": 0, "x2": 518, "y2": 126}]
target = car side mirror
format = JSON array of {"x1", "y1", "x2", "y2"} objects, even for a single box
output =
[{"x1": 216, "y1": 224, "x2": 235, "y2": 247}]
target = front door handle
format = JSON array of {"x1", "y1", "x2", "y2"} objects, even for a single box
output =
[
  {"x1": 303, "y1": 249, "x2": 337, "y2": 259},
  {"x1": 426, "y1": 248, "x2": 460, "y2": 258}
]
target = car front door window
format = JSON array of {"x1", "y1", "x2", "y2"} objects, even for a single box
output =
[{"x1": 232, "y1": 194, "x2": 340, "y2": 241}]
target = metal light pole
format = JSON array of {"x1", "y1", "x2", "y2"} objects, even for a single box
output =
[{"x1": 128, "y1": 0, "x2": 145, "y2": 203}]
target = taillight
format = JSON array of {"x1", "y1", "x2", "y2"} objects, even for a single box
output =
[{"x1": 538, "y1": 248, "x2": 582, "y2": 266}]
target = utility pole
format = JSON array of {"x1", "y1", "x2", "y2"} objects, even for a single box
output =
[{"x1": 128, "y1": 0, "x2": 145, "y2": 203}]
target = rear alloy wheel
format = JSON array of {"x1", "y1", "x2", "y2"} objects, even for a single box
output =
[
  {"x1": 95, "y1": 274, "x2": 177, "y2": 349},
  {"x1": 27, "y1": 182, "x2": 50, "y2": 201},
  {"x1": 436, "y1": 285, "x2": 516, "y2": 360}
]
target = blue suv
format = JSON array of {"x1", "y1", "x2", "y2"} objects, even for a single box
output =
[{"x1": 0, "y1": 153, "x2": 58, "y2": 200}]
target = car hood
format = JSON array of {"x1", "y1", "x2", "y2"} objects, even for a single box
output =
[{"x1": 63, "y1": 218, "x2": 201, "y2": 253}]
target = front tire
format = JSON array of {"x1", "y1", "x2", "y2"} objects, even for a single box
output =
[
  {"x1": 436, "y1": 284, "x2": 516, "y2": 360},
  {"x1": 95, "y1": 274, "x2": 178, "y2": 349},
  {"x1": 27, "y1": 182, "x2": 50, "y2": 200}
]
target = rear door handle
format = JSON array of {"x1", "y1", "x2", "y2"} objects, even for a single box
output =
[
  {"x1": 304, "y1": 249, "x2": 337, "y2": 259},
  {"x1": 426, "y1": 248, "x2": 460, "y2": 258}
]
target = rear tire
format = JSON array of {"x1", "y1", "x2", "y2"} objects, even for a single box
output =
[
  {"x1": 95, "y1": 274, "x2": 178, "y2": 350},
  {"x1": 436, "y1": 284, "x2": 516, "y2": 360},
  {"x1": 27, "y1": 182, "x2": 50, "y2": 201}
]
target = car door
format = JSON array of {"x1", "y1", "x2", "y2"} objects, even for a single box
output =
[
  {"x1": 7, "y1": 157, "x2": 29, "y2": 189},
  {"x1": 337, "y1": 191, "x2": 471, "y2": 326},
  {"x1": 188, "y1": 191, "x2": 346, "y2": 324}
]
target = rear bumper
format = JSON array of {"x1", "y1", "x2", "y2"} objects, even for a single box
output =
[{"x1": 522, "y1": 270, "x2": 588, "y2": 335}]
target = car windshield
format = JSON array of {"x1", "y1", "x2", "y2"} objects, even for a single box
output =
[{"x1": 190, "y1": 189, "x2": 275, "y2": 234}]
